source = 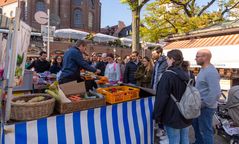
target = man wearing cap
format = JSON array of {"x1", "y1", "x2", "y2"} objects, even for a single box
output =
[{"x1": 59, "y1": 40, "x2": 101, "y2": 84}]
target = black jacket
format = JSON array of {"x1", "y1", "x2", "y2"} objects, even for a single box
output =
[
  {"x1": 27, "y1": 59, "x2": 50, "y2": 73},
  {"x1": 123, "y1": 61, "x2": 141, "y2": 84},
  {"x1": 96, "y1": 61, "x2": 108, "y2": 76},
  {"x1": 49, "y1": 64, "x2": 62, "y2": 74},
  {"x1": 153, "y1": 66, "x2": 192, "y2": 129}
]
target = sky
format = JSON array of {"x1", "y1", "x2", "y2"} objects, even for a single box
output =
[{"x1": 100, "y1": 0, "x2": 218, "y2": 28}]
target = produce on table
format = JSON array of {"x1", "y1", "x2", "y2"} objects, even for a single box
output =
[
  {"x1": 96, "y1": 76, "x2": 109, "y2": 84},
  {"x1": 15, "y1": 100, "x2": 26, "y2": 103},
  {"x1": 45, "y1": 81, "x2": 71, "y2": 103},
  {"x1": 68, "y1": 95, "x2": 82, "y2": 102},
  {"x1": 28, "y1": 96, "x2": 45, "y2": 102},
  {"x1": 15, "y1": 96, "x2": 45, "y2": 103},
  {"x1": 45, "y1": 89, "x2": 61, "y2": 101}
]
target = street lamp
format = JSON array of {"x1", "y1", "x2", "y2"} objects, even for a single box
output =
[
  {"x1": 113, "y1": 48, "x2": 116, "y2": 58},
  {"x1": 141, "y1": 41, "x2": 147, "y2": 57}
]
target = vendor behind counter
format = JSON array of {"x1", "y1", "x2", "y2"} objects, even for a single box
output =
[{"x1": 58, "y1": 40, "x2": 101, "y2": 84}]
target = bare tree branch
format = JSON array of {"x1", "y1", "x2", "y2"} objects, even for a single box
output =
[
  {"x1": 171, "y1": 0, "x2": 192, "y2": 17},
  {"x1": 221, "y1": 2, "x2": 239, "y2": 17},
  {"x1": 197, "y1": 0, "x2": 216, "y2": 16},
  {"x1": 164, "y1": 18, "x2": 178, "y2": 33},
  {"x1": 139, "y1": 0, "x2": 150, "y2": 9}
]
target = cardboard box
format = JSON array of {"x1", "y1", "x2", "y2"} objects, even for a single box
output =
[
  {"x1": 59, "y1": 81, "x2": 86, "y2": 96},
  {"x1": 56, "y1": 81, "x2": 106, "y2": 114}
]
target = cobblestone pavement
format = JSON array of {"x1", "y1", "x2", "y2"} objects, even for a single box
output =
[{"x1": 154, "y1": 126, "x2": 228, "y2": 144}]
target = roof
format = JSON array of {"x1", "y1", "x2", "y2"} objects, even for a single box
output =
[
  {"x1": 0, "y1": 0, "x2": 17, "y2": 6},
  {"x1": 164, "y1": 33, "x2": 239, "y2": 49},
  {"x1": 166, "y1": 20, "x2": 239, "y2": 41}
]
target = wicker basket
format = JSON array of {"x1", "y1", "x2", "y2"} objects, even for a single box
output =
[
  {"x1": 11, "y1": 93, "x2": 55, "y2": 121},
  {"x1": 55, "y1": 98, "x2": 106, "y2": 114}
]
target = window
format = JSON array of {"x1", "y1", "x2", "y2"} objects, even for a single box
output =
[
  {"x1": 88, "y1": 12, "x2": 93, "y2": 29},
  {"x1": 74, "y1": 9, "x2": 82, "y2": 28},
  {"x1": 73, "y1": 0, "x2": 82, "y2": 5},
  {"x1": 89, "y1": 0, "x2": 95, "y2": 9},
  {"x1": 36, "y1": 1, "x2": 46, "y2": 12}
]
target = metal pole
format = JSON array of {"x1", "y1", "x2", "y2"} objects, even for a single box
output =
[
  {"x1": 47, "y1": 9, "x2": 50, "y2": 60},
  {"x1": 5, "y1": 7, "x2": 21, "y2": 122}
]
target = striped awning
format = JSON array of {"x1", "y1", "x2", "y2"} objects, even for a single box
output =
[
  {"x1": 164, "y1": 34, "x2": 239, "y2": 49},
  {"x1": 163, "y1": 34, "x2": 239, "y2": 68}
]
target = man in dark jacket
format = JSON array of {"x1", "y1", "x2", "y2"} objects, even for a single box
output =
[
  {"x1": 151, "y1": 47, "x2": 168, "y2": 90},
  {"x1": 123, "y1": 51, "x2": 141, "y2": 84},
  {"x1": 95, "y1": 53, "x2": 108, "y2": 76},
  {"x1": 59, "y1": 40, "x2": 101, "y2": 84},
  {"x1": 27, "y1": 51, "x2": 50, "y2": 73}
]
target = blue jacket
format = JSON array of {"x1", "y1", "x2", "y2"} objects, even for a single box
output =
[
  {"x1": 151, "y1": 55, "x2": 168, "y2": 90},
  {"x1": 59, "y1": 47, "x2": 96, "y2": 80}
]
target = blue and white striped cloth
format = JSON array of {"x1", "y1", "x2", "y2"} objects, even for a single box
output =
[{"x1": 2, "y1": 97, "x2": 155, "y2": 144}]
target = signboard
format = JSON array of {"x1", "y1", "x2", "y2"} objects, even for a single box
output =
[
  {"x1": 220, "y1": 79, "x2": 232, "y2": 90},
  {"x1": 15, "y1": 21, "x2": 32, "y2": 86},
  {"x1": 0, "y1": 38, "x2": 7, "y2": 68},
  {"x1": 43, "y1": 36, "x2": 54, "y2": 42},
  {"x1": 164, "y1": 45, "x2": 239, "y2": 68},
  {"x1": 34, "y1": 11, "x2": 48, "y2": 25},
  {"x1": 41, "y1": 25, "x2": 55, "y2": 37},
  {"x1": 0, "y1": 34, "x2": 7, "y2": 78}
]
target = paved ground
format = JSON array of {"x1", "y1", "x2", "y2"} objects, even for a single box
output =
[{"x1": 154, "y1": 126, "x2": 228, "y2": 144}]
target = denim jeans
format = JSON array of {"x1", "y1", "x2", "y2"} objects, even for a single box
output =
[
  {"x1": 192, "y1": 107, "x2": 216, "y2": 144},
  {"x1": 165, "y1": 126, "x2": 189, "y2": 144}
]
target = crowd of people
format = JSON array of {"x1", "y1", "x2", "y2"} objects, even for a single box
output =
[{"x1": 26, "y1": 40, "x2": 221, "y2": 144}]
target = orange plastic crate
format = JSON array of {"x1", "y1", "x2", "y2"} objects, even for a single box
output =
[{"x1": 97, "y1": 86, "x2": 140, "y2": 104}]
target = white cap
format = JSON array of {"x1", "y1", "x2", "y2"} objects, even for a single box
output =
[{"x1": 102, "y1": 53, "x2": 107, "y2": 58}]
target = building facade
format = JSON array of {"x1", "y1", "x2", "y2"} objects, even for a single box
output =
[{"x1": 0, "y1": 0, "x2": 101, "y2": 32}]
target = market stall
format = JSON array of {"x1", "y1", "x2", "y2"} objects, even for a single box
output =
[
  {"x1": 1, "y1": 9, "x2": 157, "y2": 144},
  {"x1": 164, "y1": 33, "x2": 239, "y2": 90},
  {"x1": 2, "y1": 96, "x2": 155, "y2": 144}
]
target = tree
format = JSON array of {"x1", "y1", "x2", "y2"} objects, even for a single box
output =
[
  {"x1": 141, "y1": 0, "x2": 239, "y2": 42},
  {"x1": 121, "y1": 0, "x2": 150, "y2": 52}
]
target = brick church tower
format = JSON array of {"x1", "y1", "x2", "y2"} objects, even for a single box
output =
[{"x1": 25, "y1": 0, "x2": 101, "y2": 32}]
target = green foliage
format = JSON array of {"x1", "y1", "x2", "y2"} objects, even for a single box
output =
[
  {"x1": 17, "y1": 54, "x2": 24, "y2": 66},
  {"x1": 141, "y1": 0, "x2": 239, "y2": 42},
  {"x1": 120, "y1": 0, "x2": 139, "y2": 10},
  {"x1": 108, "y1": 39, "x2": 122, "y2": 47},
  {"x1": 85, "y1": 33, "x2": 94, "y2": 41}
]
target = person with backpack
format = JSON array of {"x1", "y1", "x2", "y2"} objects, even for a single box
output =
[
  {"x1": 153, "y1": 49, "x2": 193, "y2": 144},
  {"x1": 192, "y1": 49, "x2": 221, "y2": 144},
  {"x1": 104, "y1": 53, "x2": 120, "y2": 84}
]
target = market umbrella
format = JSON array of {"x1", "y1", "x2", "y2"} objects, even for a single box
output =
[
  {"x1": 93, "y1": 33, "x2": 118, "y2": 43},
  {"x1": 54, "y1": 29, "x2": 89, "y2": 40},
  {"x1": 120, "y1": 37, "x2": 132, "y2": 47}
]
